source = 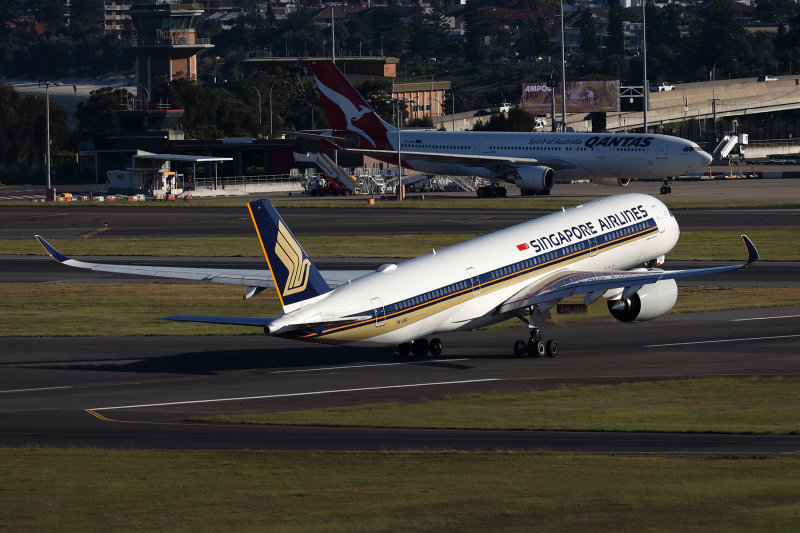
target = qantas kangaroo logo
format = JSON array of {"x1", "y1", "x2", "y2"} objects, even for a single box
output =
[{"x1": 313, "y1": 62, "x2": 393, "y2": 150}]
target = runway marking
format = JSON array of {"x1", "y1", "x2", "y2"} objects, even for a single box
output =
[
  {"x1": 269, "y1": 359, "x2": 470, "y2": 374},
  {"x1": 731, "y1": 314, "x2": 800, "y2": 322},
  {"x1": 644, "y1": 334, "x2": 800, "y2": 348},
  {"x1": 0, "y1": 385, "x2": 71, "y2": 394},
  {"x1": 85, "y1": 409, "x2": 112, "y2": 421},
  {"x1": 88, "y1": 378, "x2": 501, "y2": 411}
]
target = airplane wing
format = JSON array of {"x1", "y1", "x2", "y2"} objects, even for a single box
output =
[
  {"x1": 156, "y1": 313, "x2": 372, "y2": 335},
  {"x1": 334, "y1": 147, "x2": 579, "y2": 173},
  {"x1": 498, "y1": 235, "x2": 759, "y2": 314},
  {"x1": 35, "y1": 235, "x2": 370, "y2": 297},
  {"x1": 279, "y1": 129, "x2": 578, "y2": 172}
]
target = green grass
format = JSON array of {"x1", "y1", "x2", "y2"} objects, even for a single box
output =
[
  {"x1": 0, "y1": 282, "x2": 281, "y2": 336},
  {"x1": 198, "y1": 377, "x2": 800, "y2": 435},
  {"x1": 5, "y1": 229, "x2": 799, "y2": 260},
  {"x1": 1, "y1": 449, "x2": 799, "y2": 532},
  {"x1": 2, "y1": 283, "x2": 799, "y2": 337}
]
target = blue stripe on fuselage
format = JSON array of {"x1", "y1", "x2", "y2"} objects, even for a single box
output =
[{"x1": 282, "y1": 219, "x2": 659, "y2": 340}]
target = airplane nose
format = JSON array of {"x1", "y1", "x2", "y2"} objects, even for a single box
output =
[{"x1": 699, "y1": 150, "x2": 712, "y2": 165}]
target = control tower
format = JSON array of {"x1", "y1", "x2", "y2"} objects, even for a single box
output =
[{"x1": 124, "y1": 1, "x2": 213, "y2": 100}]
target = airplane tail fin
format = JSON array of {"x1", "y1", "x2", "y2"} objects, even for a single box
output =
[
  {"x1": 248, "y1": 199, "x2": 331, "y2": 312},
  {"x1": 311, "y1": 60, "x2": 395, "y2": 150}
]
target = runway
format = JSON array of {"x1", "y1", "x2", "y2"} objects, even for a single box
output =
[
  {"x1": 1, "y1": 180, "x2": 798, "y2": 240},
  {"x1": 1, "y1": 307, "x2": 799, "y2": 452},
  {"x1": 1, "y1": 182, "x2": 799, "y2": 454}
]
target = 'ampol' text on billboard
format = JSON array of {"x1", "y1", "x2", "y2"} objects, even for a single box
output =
[{"x1": 523, "y1": 81, "x2": 619, "y2": 114}]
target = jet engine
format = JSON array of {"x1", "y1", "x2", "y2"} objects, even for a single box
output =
[
  {"x1": 594, "y1": 177, "x2": 631, "y2": 187},
  {"x1": 509, "y1": 166, "x2": 555, "y2": 194},
  {"x1": 607, "y1": 278, "x2": 678, "y2": 322}
]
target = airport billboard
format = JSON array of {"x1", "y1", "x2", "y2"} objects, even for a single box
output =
[{"x1": 523, "y1": 81, "x2": 619, "y2": 113}]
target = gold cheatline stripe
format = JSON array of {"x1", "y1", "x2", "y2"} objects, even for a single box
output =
[{"x1": 302, "y1": 224, "x2": 658, "y2": 341}]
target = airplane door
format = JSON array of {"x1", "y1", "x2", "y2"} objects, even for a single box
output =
[
  {"x1": 371, "y1": 297, "x2": 386, "y2": 327},
  {"x1": 657, "y1": 141, "x2": 667, "y2": 159},
  {"x1": 593, "y1": 144, "x2": 605, "y2": 159},
  {"x1": 472, "y1": 142, "x2": 481, "y2": 155},
  {"x1": 589, "y1": 235, "x2": 599, "y2": 256},
  {"x1": 467, "y1": 267, "x2": 481, "y2": 294},
  {"x1": 651, "y1": 204, "x2": 666, "y2": 233}
]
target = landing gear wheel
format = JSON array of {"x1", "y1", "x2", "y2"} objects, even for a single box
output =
[
  {"x1": 411, "y1": 338, "x2": 429, "y2": 357},
  {"x1": 527, "y1": 340, "x2": 546, "y2": 358},
  {"x1": 429, "y1": 338, "x2": 443, "y2": 357},
  {"x1": 545, "y1": 340, "x2": 558, "y2": 357},
  {"x1": 397, "y1": 342, "x2": 411, "y2": 357},
  {"x1": 513, "y1": 340, "x2": 527, "y2": 357}
]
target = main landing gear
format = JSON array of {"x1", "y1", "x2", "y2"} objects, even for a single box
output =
[
  {"x1": 397, "y1": 337, "x2": 443, "y2": 357},
  {"x1": 513, "y1": 327, "x2": 558, "y2": 358}
]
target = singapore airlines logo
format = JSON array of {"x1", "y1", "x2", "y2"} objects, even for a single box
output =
[{"x1": 274, "y1": 221, "x2": 310, "y2": 296}]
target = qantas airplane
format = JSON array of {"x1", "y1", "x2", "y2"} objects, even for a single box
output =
[
  {"x1": 306, "y1": 61, "x2": 712, "y2": 196},
  {"x1": 36, "y1": 193, "x2": 757, "y2": 357}
]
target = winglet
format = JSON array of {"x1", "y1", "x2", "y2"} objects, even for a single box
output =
[
  {"x1": 35, "y1": 235, "x2": 70, "y2": 263},
  {"x1": 741, "y1": 235, "x2": 759, "y2": 266}
]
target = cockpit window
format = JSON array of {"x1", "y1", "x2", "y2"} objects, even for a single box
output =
[
  {"x1": 667, "y1": 209, "x2": 674, "y2": 218},
  {"x1": 682, "y1": 146, "x2": 702, "y2": 152}
]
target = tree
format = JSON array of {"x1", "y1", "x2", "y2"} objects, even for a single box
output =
[
  {"x1": 517, "y1": 16, "x2": 552, "y2": 60},
  {"x1": 75, "y1": 87, "x2": 130, "y2": 138},
  {"x1": 577, "y1": 10, "x2": 599, "y2": 64},
  {"x1": 0, "y1": 83, "x2": 69, "y2": 183},
  {"x1": 464, "y1": 1, "x2": 500, "y2": 63},
  {"x1": 606, "y1": 1, "x2": 625, "y2": 58}
]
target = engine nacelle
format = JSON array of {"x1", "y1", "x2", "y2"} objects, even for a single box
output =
[
  {"x1": 593, "y1": 177, "x2": 631, "y2": 187},
  {"x1": 509, "y1": 166, "x2": 555, "y2": 194},
  {"x1": 607, "y1": 279, "x2": 678, "y2": 323}
]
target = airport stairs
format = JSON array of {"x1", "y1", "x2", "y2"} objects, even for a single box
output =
[
  {"x1": 712, "y1": 133, "x2": 748, "y2": 160},
  {"x1": 294, "y1": 152, "x2": 361, "y2": 194}
]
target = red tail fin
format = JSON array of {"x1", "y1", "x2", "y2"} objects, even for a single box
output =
[{"x1": 311, "y1": 61, "x2": 394, "y2": 150}]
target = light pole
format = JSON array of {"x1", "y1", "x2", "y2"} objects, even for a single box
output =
[
  {"x1": 389, "y1": 97, "x2": 414, "y2": 201},
  {"x1": 253, "y1": 87, "x2": 262, "y2": 125},
  {"x1": 642, "y1": 0, "x2": 648, "y2": 132},
  {"x1": 559, "y1": 0, "x2": 567, "y2": 127},
  {"x1": 711, "y1": 58, "x2": 732, "y2": 142},
  {"x1": 139, "y1": 85, "x2": 150, "y2": 109},
  {"x1": 450, "y1": 92, "x2": 455, "y2": 131},
  {"x1": 269, "y1": 84, "x2": 275, "y2": 137},
  {"x1": 299, "y1": 98, "x2": 315, "y2": 130},
  {"x1": 44, "y1": 81, "x2": 52, "y2": 199}
]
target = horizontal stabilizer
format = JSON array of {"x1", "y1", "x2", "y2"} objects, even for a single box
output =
[{"x1": 157, "y1": 315, "x2": 275, "y2": 327}]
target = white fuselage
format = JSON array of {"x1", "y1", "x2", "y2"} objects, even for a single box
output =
[
  {"x1": 276, "y1": 193, "x2": 680, "y2": 346},
  {"x1": 392, "y1": 130, "x2": 711, "y2": 181}
]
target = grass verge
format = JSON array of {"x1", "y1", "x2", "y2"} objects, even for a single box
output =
[
  {"x1": 5, "y1": 229, "x2": 799, "y2": 260},
  {"x1": 197, "y1": 377, "x2": 800, "y2": 435},
  {"x1": 2, "y1": 283, "x2": 799, "y2": 337},
  {"x1": 3, "y1": 195, "x2": 796, "y2": 209},
  {"x1": 1, "y1": 450, "x2": 800, "y2": 532},
  {"x1": 0, "y1": 282, "x2": 281, "y2": 336}
]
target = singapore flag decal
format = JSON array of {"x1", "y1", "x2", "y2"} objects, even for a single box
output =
[{"x1": 516, "y1": 243, "x2": 529, "y2": 251}]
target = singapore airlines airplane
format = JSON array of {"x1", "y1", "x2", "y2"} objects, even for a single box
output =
[
  {"x1": 307, "y1": 61, "x2": 712, "y2": 196},
  {"x1": 36, "y1": 193, "x2": 757, "y2": 357}
]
